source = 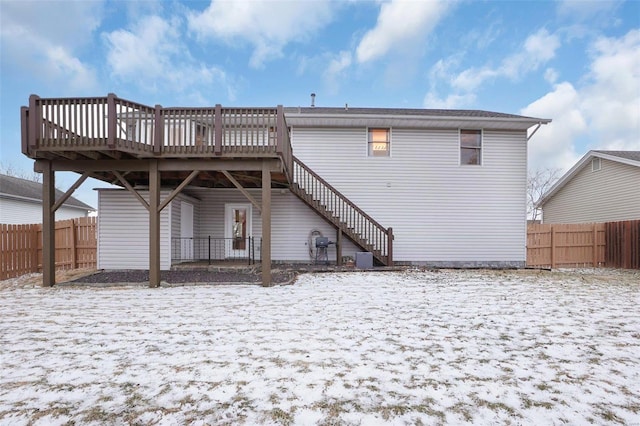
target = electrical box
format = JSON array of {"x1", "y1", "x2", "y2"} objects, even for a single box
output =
[{"x1": 355, "y1": 252, "x2": 373, "y2": 269}]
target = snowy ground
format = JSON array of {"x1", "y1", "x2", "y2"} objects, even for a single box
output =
[{"x1": 1, "y1": 269, "x2": 639, "y2": 425}]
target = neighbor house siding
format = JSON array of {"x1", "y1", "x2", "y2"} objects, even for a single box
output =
[
  {"x1": 0, "y1": 197, "x2": 88, "y2": 224},
  {"x1": 542, "y1": 159, "x2": 640, "y2": 224},
  {"x1": 97, "y1": 190, "x2": 172, "y2": 270},
  {"x1": 290, "y1": 127, "x2": 528, "y2": 264}
]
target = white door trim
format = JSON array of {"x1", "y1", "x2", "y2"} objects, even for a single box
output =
[{"x1": 224, "y1": 203, "x2": 252, "y2": 258}]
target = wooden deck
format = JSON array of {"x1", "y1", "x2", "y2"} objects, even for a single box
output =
[
  {"x1": 21, "y1": 94, "x2": 393, "y2": 288},
  {"x1": 22, "y1": 94, "x2": 293, "y2": 188}
]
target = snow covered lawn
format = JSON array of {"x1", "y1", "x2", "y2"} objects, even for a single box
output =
[{"x1": 1, "y1": 269, "x2": 639, "y2": 425}]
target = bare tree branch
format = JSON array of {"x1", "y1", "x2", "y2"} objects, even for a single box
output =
[
  {"x1": 527, "y1": 167, "x2": 562, "y2": 221},
  {"x1": 0, "y1": 162, "x2": 41, "y2": 183}
]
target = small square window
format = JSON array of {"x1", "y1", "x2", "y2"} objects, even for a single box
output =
[
  {"x1": 368, "y1": 128, "x2": 390, "y2": 157},
  {"x1": 460, "y1": 129, "x2": 482, "y2": 165},
  {"x1": 592, "y1": 157, "x2": 601, "y2": 172}
]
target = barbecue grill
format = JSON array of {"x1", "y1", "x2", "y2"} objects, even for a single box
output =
[{"x1": 315, "y1": 236, "x2": 334, "y2": 264}]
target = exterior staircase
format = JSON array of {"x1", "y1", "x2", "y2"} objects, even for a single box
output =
[{"x1": 289, "y1": 156, "x2": 393, "y2": 266}]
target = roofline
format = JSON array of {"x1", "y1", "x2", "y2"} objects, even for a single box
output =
[
  {"x1": 536, "y1": 150, "x2": 640, "y2": 207},
  {"x1": 0, "y1": 193, "x2": 95, "y2": 211},
  {"x1": 284, "y1": 111, "x2": 551, "y2": 125}
]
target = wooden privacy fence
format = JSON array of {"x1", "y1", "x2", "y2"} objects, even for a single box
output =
[
  {"x1": 0, "y1": 217, "x2": 96, "y2": 280},
  {"x1": 527, "y1": 220, "x2": 640, "y2": 269}
]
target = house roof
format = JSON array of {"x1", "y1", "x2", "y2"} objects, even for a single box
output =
[
  {"x1": 283, "y1": 106, "x2": 551, "y2": 131},
  {"x1": 0, "y1": 173, "x2": 94, "y2": 210},
  {"x1": 536, "y1": 150, "x2": 640, "y2": 207}
]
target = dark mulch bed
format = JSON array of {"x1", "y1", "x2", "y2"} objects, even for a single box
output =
[{"x1": 66, "y1": 269, "x2": 296, "y2": 285}]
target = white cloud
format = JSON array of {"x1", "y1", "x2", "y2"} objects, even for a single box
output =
[
  {"x1": 0, "y1": 0, "x2": 102, "y2": 92},
  {"x1": 523, "y1": 29, "x2": 640, "y2": 173},
  {"x1": 323, "y1": 51, "x2": 353, "y2": 95},
  {"x1": 188, "y1": 0, "x2": 334, "y2": 68},
  {"x1": 544, "y1": 68, "x2": 559, "y2": 84},
  {"x1": 423, "y1": 91, "x2": 476, "y2": 109},
  {"x1": 103, "y1": 15, "x2": 234, "y2": 101},
  {"x1": 556, "y1": 0, "x2": 620, "y2": 21},
  {"x1": 356, "y1": 0, "x2": 450, "y2": 63},
  {"x1": 452, "y1": 29, "x2": 560, "y2": 91}
]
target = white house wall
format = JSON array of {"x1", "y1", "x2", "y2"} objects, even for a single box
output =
[
  {"x1": 542, "y1": 159, "x2": 640, "y2": 223},
  {"x1": 290, "y1": 127, "x2": 528, "y2": 265},
  {"x1": 0, "y1": 197, "x2": 88, "y2": 224},
  {"x1": 97, "y1": 190, "x2": 172, "y2": 270},
  {"x1": 186, "y1": 188, "x2": 358, "y2": 262}
]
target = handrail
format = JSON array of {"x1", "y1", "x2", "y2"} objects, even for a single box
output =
[
  {"x1": 24, "y1": 94, "x2": 291, "y2": 160},
  {"x1": 292, "y1": 155, "x2": 391, "y2": 263}
]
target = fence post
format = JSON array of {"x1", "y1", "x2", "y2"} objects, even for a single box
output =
[
  {"x1": 208, "y1": 235, "x2": 211, "y2": 265},
  {"x1": 550, "y1": 225, "x2": 556, "y2": 269},
  {"x1": 593, "y1": 224, "x2": 598, "y2": 267},
  {"x1": 70, "y1": 219, "x2": 77, "y2": 269}
]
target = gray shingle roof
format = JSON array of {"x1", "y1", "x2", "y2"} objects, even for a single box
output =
[
  {"x1": 0, "y1": 174, "x2": 93, "y2": 210},
  {"x1": 593, "y1": 150, "x2": 640, "y2": 162},
  {"x1": 284, "y1": 106, "x2": 543, "y2": 120}
]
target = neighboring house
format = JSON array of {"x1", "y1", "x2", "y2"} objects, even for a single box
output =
[
  {"x1": 21, "y1": 95, "x2": 550, "y2": 285},
  {"x1": 0, "y1": 173, "x2": 94, "y2": 224},
  {"x1": 537, "y1": 150, "x2": 640, "y2": 224}
]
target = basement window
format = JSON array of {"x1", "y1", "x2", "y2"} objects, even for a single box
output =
[
  {"x1": 368, "y1": 128, "x2": 390, "y2": 157},
  {"x1": 592, "y1": 157, "x2": 601, "y2": 172},
  {"x1": 460, "y1": 129, "x2": 482, "y2": 165}
]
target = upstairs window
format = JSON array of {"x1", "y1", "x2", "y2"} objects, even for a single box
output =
[
  {"x1": 592, "y1": 157, "x2": 601, "y2": 172},
  {"x1": 368, "y1": 128, "x2": 390, "y2": 157},
  {"x1": 460, "y1": 129, "x2": 482, "y2": 165}
]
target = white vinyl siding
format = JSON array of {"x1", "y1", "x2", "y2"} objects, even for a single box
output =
[
  {"x1": 291, "y1": 126, "x2": 527, "y2": 264},
  {"x1": 97, "y1": 190, "x2": 172, "y2": 270},
  {"x1": 542, "y1": 159, "x2": 640, "y2": 223},
  {"x1": 187, "y1": 188, "x2": 358, "y2": 262},
  {"x1": 0, "y1": 197, "x2": 88, "y2": 224}
]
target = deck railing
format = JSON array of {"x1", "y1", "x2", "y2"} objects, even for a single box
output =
[
  {"x1": 171, "y1": 237, "x2": 261, "y2": 265},
  {"x1": 22, "y1": 94, "x2": 292, "y2": 169},
  {"x1": 291, "y1": 156, "x2": 392, "y2": 265}
]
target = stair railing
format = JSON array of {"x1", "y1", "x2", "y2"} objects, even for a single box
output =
[{"x1": 292, "y1": 156, "x2": 392, "y2": 264}]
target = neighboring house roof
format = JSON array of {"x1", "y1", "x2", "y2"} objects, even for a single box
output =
[
  {"x1": 537, "y1": 150, "x2": 640, "y2": 207},
  {"x1": 284, "y1": 106, "x2": 551, "y2": 131},
  {"x1": 0, "y1": 173, "x2": 94, "y2": 210}
]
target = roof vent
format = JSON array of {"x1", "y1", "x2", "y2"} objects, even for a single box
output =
[
  {"x1": 345, "y1": 103, "x2": 348, "y2": 110},
  {"x1": 310, "y1": 93, "x2": 316, "y2": 108}
]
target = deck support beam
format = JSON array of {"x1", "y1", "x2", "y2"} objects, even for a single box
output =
[
  {"x1": 261, "y1": 161, "x2": 272, "y2": 286},
  {"x1": 41, "y1": 160, "x2": 55, "y2": 287},
  {"x1": 221, "y1": 170, "x2": 261, "y2": 213},
  {"x1": 149, "y1": 160, "x2": 161, "y2": 288}
]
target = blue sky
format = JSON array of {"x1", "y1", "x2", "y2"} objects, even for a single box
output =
[{"x1": 1, "y1": 0, "x2": 639, "y2": 207}]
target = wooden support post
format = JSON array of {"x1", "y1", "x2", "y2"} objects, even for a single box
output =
[
  {"x1": 387, "y1": 227, "x2": 394, "y2": 267},
  {"x1": 28, "y1": 95, "x2": 40, "y2": 151},
  {"x1": 42, "y1": 160, "x2": 55, "y2": 287},
  {"x1": 336, "y1": 228, "x2": 342, "y2": 266},
  {"x1": 262, "y1": 162, "x2": 272, "y2": 287},
  {"x1": 154, "y1": 104, "x2": 163, "y2": 154},
  {"x1": 149, "y1": 160, "x2": 161, "y2": 288},
  {"x1": 214, "y1": 104, "x2": 222, "y2": 156},
  {"x1": 107, "y1": 93, "x2": 117, "y2": 149}
]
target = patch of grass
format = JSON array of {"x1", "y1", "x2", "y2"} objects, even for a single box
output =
[
  {"x1": 268, "y1": 407, "x2": 294, "y2": 425},
  {"x1": 81, "y1": 406, "x2": 113, "y2": 423}
]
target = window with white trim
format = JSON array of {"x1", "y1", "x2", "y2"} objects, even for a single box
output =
[
  {"x1": 460, "y1": 129, "x2": 482, "y2": 165},
  {"x1": 368, "y1": 128, "x2": 390, "y2": 157},
  {"x1": 592, "y1": 157, "x2": 601, "y2": 171}
]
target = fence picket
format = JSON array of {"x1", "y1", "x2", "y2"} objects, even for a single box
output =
[{"x1": 0, "y1": 217, "x2": 97, "y2": 280}]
